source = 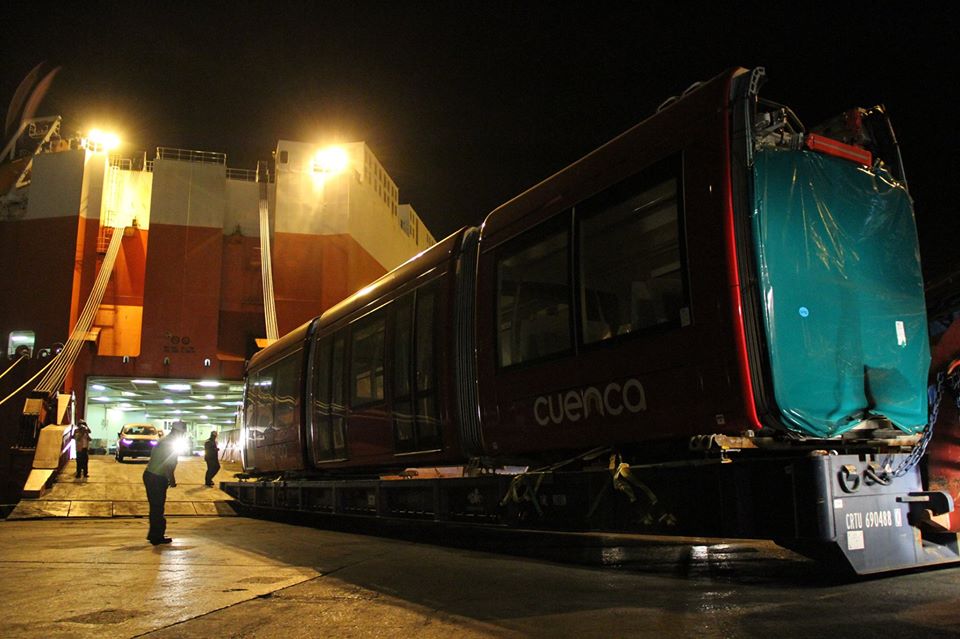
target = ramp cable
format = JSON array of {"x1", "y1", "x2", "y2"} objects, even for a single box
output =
[
  {"x1": 258, "y1": 179, "x2": 279, "y2": 341},
  {"x1": 34, "y1": 225, "x2": 126, "y2": 395},
  {"x1": 0, "y1": 354, "x2": 26, "y2": 383}
]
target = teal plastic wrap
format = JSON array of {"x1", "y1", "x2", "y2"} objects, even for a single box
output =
[{"x1": 752, "y1": 148, "x2": 929, "y2": 437}]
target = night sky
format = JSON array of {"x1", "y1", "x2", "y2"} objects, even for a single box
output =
[{"x1": 2, "y1": 2, "x2": 958, "y2": 277}]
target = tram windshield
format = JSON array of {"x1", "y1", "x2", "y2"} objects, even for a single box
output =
[{"x1": 751, "y1": 146, "x2": 929, "y2": 437}]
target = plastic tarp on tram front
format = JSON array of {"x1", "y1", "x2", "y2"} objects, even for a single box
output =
[{"x1": 752, "y1": 148, "x2": 929, "y2": 437}]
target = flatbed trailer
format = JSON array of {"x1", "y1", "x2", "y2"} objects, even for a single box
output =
[{"x1": 222, "y1": 450, "x2": 960, "y2": 576}]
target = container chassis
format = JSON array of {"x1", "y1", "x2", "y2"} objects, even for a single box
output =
[{"x1": 221, "y1": 447, "x2": 960, "y2": 576}]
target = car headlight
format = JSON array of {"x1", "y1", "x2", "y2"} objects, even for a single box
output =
[
  {"x1": 121, "y1": 438, "x2": 133, "y2": 445},
  {"x1": 149, "y1": 440, "x2": 159, "y2": 446}
]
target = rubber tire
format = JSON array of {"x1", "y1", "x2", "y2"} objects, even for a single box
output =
[{"x1": 116, "y1": 453, "x2": 124, "y2": 463}]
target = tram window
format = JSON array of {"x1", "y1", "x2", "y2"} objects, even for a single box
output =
[
  {"x1": 393, "y1": 294, "x2": 415, "y2": 449},
  {"x1": 312, "y1": 337, "x2": 334, "y2": 456},
  {"x1": 254, "y1": 371, "x2": 274, "y2": 447},
  {"x1": 312, "y1": 334, "x2": 347, "y2": 461},
  {"x1": 496, "y1": 218, "x2": 572, "y2": 367},
  {"x1": 351, "y1": 311, "x2": 386, "y2": 406},
  {"x1": 243, "y1": 374, "x2": 259, "y2": 444},
  {"x1": 248, "y1": 353, "x2": 301, "y2": 449},
  {"x1": 330, "y1": 333, "x2": 347, "y2": 457},
  {"x1": 391, "y1": 281, "x2": 442, "y2": 453},
  {"x1": 414, "y1": 284, "x2": 440, "y2": 448},
  {"x1": 273, "y1": 353, "x2": 300, "y2": 440},
  {"x1": 7, "y1": 330, "x2": 35, "y2": 359},
  {"x1": 579, "y1": 171, "x2": 686, "y2": 343}
]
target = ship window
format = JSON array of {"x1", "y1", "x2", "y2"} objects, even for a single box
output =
[
  {"x1": 496, "y1": 215, "x2": 572, "y2": 367},
  {"x1": 578, "y1": 160, "x2": 687, "y2": 343},
  {"x1": 7, "y1": 330, "x2": 35, "y2": 359}
]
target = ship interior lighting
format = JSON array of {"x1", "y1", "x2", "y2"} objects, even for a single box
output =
[{"x1": 86, "y1": 376, "x2": 244, "y2": 432}]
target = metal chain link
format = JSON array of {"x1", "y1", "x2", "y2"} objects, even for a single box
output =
[{"x1": 889, "y1": 371, "x2": 952, "y2": 479}]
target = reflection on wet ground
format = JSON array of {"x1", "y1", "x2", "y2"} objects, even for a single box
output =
[{"x1": 3, "y1": 516, "x2": 960, "y2": 638}]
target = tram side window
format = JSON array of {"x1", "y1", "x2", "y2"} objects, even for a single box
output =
[
  {"x1": 391, "y1": 281, "x2": 442, "y2": 453},
  {"x1": 330, "y1": 333, "x2": 347, "y2": 455},
  {"x1": 243, "y1": 374, "x2": 259, "y2": 445},
  {"x1": 579, "y1": 169, "x2": 686, "y2": 343},
  {"x1": 312, "y1": 336, "x2": 334, "y2": 458},
  {"x1": 247, "y1": 353, "x2": 300, "y2": 448},
  {"x1": 393, "y1": 294, "x2": 415, "y2": 450},
  {"x1": 254, "y1": 370, "x2": 274, "y2": 447},
  {"x1": 351, "y1": 311, "x2": 386, "y2": 407},
  {"x1": 273, "y1": 353, "x2": 301, "y2": 441},
  {"x1": 312, "y1": 332, "x2": 348, "y2": 461},
  {"x1": 414, "y1": 284, "x2": 440, "y2": 448},
  {"x1": 496, "y1": 217, "x2": 572, "y2": 367}
]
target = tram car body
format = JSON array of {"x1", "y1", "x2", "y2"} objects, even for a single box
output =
[{"x1": 241, "y1": 66, "x2": 928, "y2": 476}]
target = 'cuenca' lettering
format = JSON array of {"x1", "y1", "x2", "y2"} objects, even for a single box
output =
[{"x1": 533, "y1": 378, "x2": 647, "y2": 426}]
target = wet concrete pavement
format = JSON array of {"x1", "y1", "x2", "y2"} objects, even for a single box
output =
[{"x1": 2, "y1": 515, "x2": 960, "y2": 638}]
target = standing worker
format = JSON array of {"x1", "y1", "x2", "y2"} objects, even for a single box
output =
[
  {"x1": 142, "y1": 422, "x2": 185, "y2": 545},
  {"x1": 204, "y1": 431, "x2": 220, "y2": 486},
  {"x1": 72, "y1": 420, "x2": 92, "y2": 478}
]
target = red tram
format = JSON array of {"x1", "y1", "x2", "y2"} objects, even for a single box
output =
[
  {"x1": 228, "y1": 67, "x2": 956, "y2": 574},
  {"x1": 242, "y1": 65, "x2": 927, "y2": 475}
]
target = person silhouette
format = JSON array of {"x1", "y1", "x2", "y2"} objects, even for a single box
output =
[
  {"x1": 204, "y1": 431, "x2": 221, "y2": 486},
  {"x1": 142, "y1": 422, "x2": 185, "y2": 545},
  {"x1": 72, "y1": 420, "x2": 92, "y2": 478}
]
